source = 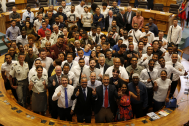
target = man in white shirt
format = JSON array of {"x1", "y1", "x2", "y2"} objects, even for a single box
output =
[
  {"x1": 34, "y1": 13, "x2": 43, "y2": 32},
  {"x1": 154, "y1": 30, "x2": 168, "y2": 48},
  {"x1": 96, "y1": 54, "x2": 109, "y2": 75},
  {"x1": 128, "y1": 23, "x2": 142, "y2": 43},
  {"x1": 66, "y1": 5, "x2": 79, "y2": 29},
  {"x1": 35, "y1": 49, "x2": 53, "y2": 71},
  {"x1": 57, "y1": 1, "x2": 71, "y2": 14},
  {"x1": 105, "y1": 58, "x2": 129, "y2": 83},
  {"x1": 127, "y1": 35, "x2": 138, "y2": 50},
  {"x1": 74, "y1": 48, "x2": 89, "y2": 66},
  {"x1": 167, "y1": 18, "x2": 182, "y2": 45},
  {"x1": 1, "y1": 54, "x2": 18, "y2": 99},
  {"x1": 71, "y1": 58, "x2": 89, "y2": 86},
  {"x1": 41, "y1": 30, "x2": 53, "y2": 48},
  {"x1": 75, "y1": 0, "x2": 85, "y2": 29},
  {"x1": 140, "y1": 59, "x2": 158, "y2": 108},
  {"x1": 157, "y1": 57, "x2": 184, "y2": 78},
  {"x1": 16, "y1": 30, "x2": 28, "y2": 46},
  {"x1": 142, "y1": 36, "x2": 151, "y2": 52},
  {"x1": 52, "y1": 75, "x2": 75, "y2": 121},
  {"x1": 81, "y1": 6, "x2": 93, "y2": 31},
  {"x1": 22, "y1": 5, "x2": 34, "y2": 23},
  {"x1": 139, "y1": 46, "x2": 153, "y2": 67},
  {"x1": 166, "y1": 53, "x2": 185, "y2": 97},
  {"x1": 61, "y1": 53, "x2": 79, "y2": 72},
  {"x1": 50, "y1": 24, "x2": 64, "y2": 45},
  {"x1": 28, "y1": 59, "x2": 48, "y2": 82},
  {"x1": 120, "y1": 30, "x2": 129, "y2": 45},
  {"x1": 140, "y1": 25, "x2": 154, "y2": 44},
  {"x1": 62, "y1": 63, "x2": 77, "y2": 87},
  {"x1": 87, "y1": 72, "x2": 102, "y2": 90},
  {"x1": 158, "y1": 40, "x2": 167, "y2": 54}
]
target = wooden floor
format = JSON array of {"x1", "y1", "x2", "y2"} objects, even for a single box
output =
[{"x1": 0, "y1": 55, "x2": 189, "y2": 125}]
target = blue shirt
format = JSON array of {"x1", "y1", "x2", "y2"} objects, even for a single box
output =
[
  {"x1": 93, "y1": 14, "x2": 105, "y2": 30},
  {"x1": 83, "y1": 49, "x2": 91, "y2": 57},
  {"x1": 146, "y1": 23, "x2": 158, "y2": 36},
  {"x1": 39, "y1": 24, "x2": 51, "y2": 29},
  {"x1": 87, "y1": 80, "x2": 102, "y2": 90},
  {"x1": 6, "y1": 26, "x2": 21, "y2": 40},
  {"x1": 128, "y1": 81, "x2": 148, "y2": 108},
  {"x1": 102, "y1": 85, "x2": 110, "y2": 107},
  {"x1": 112, "y1": 45, "x2": 120, "y2": 52}
]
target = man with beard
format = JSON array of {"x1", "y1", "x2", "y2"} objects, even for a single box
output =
[
  {"x1": 16, "y1": 30, "x2": 28, "y2": 46},
  {"x1": 25, "y1": 46, "x2": 38, "y2": 69}
]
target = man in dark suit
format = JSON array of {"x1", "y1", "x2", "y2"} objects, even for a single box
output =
[
  {"x1": 105, "y1": 10, "x2": 116, "y2": 31},
  {"x1": 71, "y1": 77, "x2": 96, "y2": 123},
  {"x1": 116, "y1": 8, "x2": 126, "y2": 29},
  {"x1": 48, "y1": 66, "x2": 62, "y2": 119},
  {"x1": 94, "y1": 74, "x2": 122, "y2": 123},
  {"x1": 124, "y1": 6, "x2": 136, "y2": 32},
  {"x1": 96, "y1": 54, "x2": 110, "y2": 75}
]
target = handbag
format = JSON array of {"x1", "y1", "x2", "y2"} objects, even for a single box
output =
[{"x1": 165, "y1": 97, "x2": 177, "y2": 108}]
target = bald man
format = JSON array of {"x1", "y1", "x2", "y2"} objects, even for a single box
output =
[
  {"x1": 9, "y1": 6, "x2": 21, "y2": 27},
  {"x1": 124, "y1": 6, "x2": 136, "y2": 32},
  {"x1": 105, "y1": 10, "x2": 116, "y2": 31},
  {"x1": 87, "y1": 72, "x2": 102, "y2": 89},
  {"x1": 48, "y1": 66, "x2": 63, "y2": 119}
]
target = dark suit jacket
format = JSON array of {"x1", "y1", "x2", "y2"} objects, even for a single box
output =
[
  {"x1": 96, "y1": 63, "x2": 110, "y2": 75},
  {"x1": 71, "y1": 86, "x2": 94, "y2": 116},
  {"x1": 109, "y1": 77, "x2": 124, "y2": 91},
  {"x1": 124, "y1": 11, "x2": 136, "y2": 25},
  {"x1": 105, "y1": 15, "x2": 116, "y2": 31},
  {"x1": 94, "y1": 84, "x2": 120, "y2": 114},
  {"x1": 116, "y1": 13, "x2": 126, "y2": 28}
]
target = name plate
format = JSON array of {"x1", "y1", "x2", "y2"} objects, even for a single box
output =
[
  {"x1": 145, "y1": 10, "x2": 150, "y2": 12},
  {"x1": 160, "y1": 12, "x2": 165, "y2": 14},
  {"x1": 22, "y1": 10, "x2": 26, "y2": 12},
  {"x1": 35, "y1": 8, "x2": 39, "y2": 10},
  {"x1": 132, "y1": 8, "x2": 138, "y2": 10}
]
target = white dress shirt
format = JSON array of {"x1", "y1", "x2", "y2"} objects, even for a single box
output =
[
  {"x1": 87, "y1": 80, "x2": 102, "y2": 90},
  {"x1": 61, "y1": 60, "x2": 79, "y2": 72},
  {"x1": 28, "y1": 67, "x2": 47, "y2": 82},
  {"x1": 153, "y1": 78, "x2": 172, "y2": 102},
  {"x1": 22, "y1": 11, "x2": 34, "y2": 22},
  {"x1": 1, "y1": 60, "x2": 17, "y2": 78},
  {"x1": 143, "y1": 43, "x2": 151, "y2": 53},
  {"x1": 164, "y1": 52, "x2": 181, "y2": 63},
  {"x1": 140, "y1": 31, "x2": 154, "y2": 43},
  {"x1": 140, "y1": 68, "x2": 159, "y2": 88},
  {"x1": 52, "y1": 84, "x2": 76, "y2": 110},
  {"x1": 166, "y1": 61, "x2": 185, "y2": 81},
  {"x1": 167, "y1": 25, "x2": 182, "y2": 45},
  {"x1": 57, "y1": 6, "x2": 71, "y2": 14},
  {"x1": 128, "y1": 29, "x2": 142, "y2": 43},
  {"x1": 156, "y1": 64, "x2": 184, "y2": 78},
  {"x1": 34, "y1": 19, "x2": 43, "y2": 31},
  {"x1": 34, "y1": 57, "x2": 53, "y2": 71},
  {"x1": 50, "y1": 30, "x2": 64, "y2": 45},
  {"x1": 101, "y1": 8, "x2": 109, "y2": 18},
  {"x1": 120, "y1": 37, "x2": 138, "y2": 51},
  {"x1": 154, "y1": 37, "x2": 168, "y2": 48},
  {"x1": 16, "y1": 35, "x2": 28, "y2": 46},
  {"x1": 75, "y1": 4, "x2": 85, "y2": 19},
  {"x1": 62, "y1": 71, "x2": 77, "y2": 87},
  {"x1": 105, "y1": 65, "x2": 129, "y2": 79},
  {"x1": 71, "y1": 65, "x2": 89, "y2": 85},
  {"x1": 160, "y1": 47, "x2": 166, "y2": 53},
  {"x1": 74, "y1": 56, "x2": 89, "y2": 66},
  {"x1": 138, "y1": 53, "x2": 153, "y2": 67},
  {"x1": 99, "y1": 64, "x2": 105, "y2": 75}
]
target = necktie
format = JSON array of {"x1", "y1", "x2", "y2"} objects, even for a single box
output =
[
  {"x1": 95, "y1": 35, "x2": 99, "y2": 44},
  {"x1": 170, "y1": 64, "x2": 175, "y2": 80},
  {"x1": 104, "y1": 87, "x2": 108, "y2": 108},
  {"x1": 64, "y1": 88, "x2": 68, "y2": 108},
  {"x1": 58, "y1": 76, "x2": 61, "y2": 85},
  {"x1": 127, "y1": 12, "x2": 130, "y2": 24},
  {"x1": 83, "y1": 88, "x2": 86, "y2": 101},
  {"x1": 69, "y1": 63, "x2": 73, "y2": 69},
  {"x1": 79, "y1": 67, "x2": 83, "y2": 84}
]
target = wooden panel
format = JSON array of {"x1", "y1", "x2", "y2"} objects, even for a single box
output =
[
  {"x1": 154, "y1": 0, "x2": 167, "y2": 6},
  {"x1": 129, "y1": 0, "x2": 135, "y2": 4},
  {"x1": 157, "y1": 22, "x2": 167, "y2": 31},
  {"x1": 15, "y1": 0, "x2": 27, "y2": 4},
  {"x1": 166, "y1": 0, "x2": 177, "y2": 6},
  {"x1": 141, "y1": 11, "x2": 156, "y2": 19},
  {"x1": 155, "y1": 13, "x2": 171, "y2": 22},
  {"x1": 0, "y1": 15, "x2": 6, "y2": 34},
  {"x1": 163, "y1": 6, "x2": 170, "y2": 12},
  {"x1": 15, "y1": 3, "x2": 27, "y2": 10}
]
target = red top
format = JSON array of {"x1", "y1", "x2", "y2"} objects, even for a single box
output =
[
  {"x1": 38, "y1": 28, "x2": 51, "y2": 37},
  {"x1": 50, "y1": 44, "x2": 66, "y2": 59}
]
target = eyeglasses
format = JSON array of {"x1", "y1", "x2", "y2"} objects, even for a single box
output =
[
  {"x1": 109, "y1": 34, "x2": 113, "y2": 35},
  {"x1": 102, "y1": 39, "x2": 106, "y2": 40}
]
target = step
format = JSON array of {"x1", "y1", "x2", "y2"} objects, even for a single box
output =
[
  {"x1": 0, "y1": 39, "x2": 10, "y2": 47},
  {"x1": 0, "y1": 35, "x2": 6, "y2": 40},
  {"x1": 0, "y1": 45, "x2": 8, "y2": 55}
]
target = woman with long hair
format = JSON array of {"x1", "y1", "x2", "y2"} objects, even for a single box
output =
[
  {"x1": 178, "y1": 0, "x2": 188, "y2": 30},
  {"x1": 22, "y1": 21, "x2": 35, "y2": 35},
  {"x1": 115, "y1": 83, "x2": 140, "y2": 121}
]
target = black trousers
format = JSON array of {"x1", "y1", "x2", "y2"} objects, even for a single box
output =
[
  {"x1": 169, "y1": 81, "x2": 178, "y2": 98},
  {"x1": 186, "y1": 11, "x2": 189, "y2": 26},
  {"x1": 5, "y1": 79, "x2": 18, "y2": 100},
  {"x1": 126, "y1": 24, "x2": 132, "y2": 32},
  {"x1": 147, "y1": 88, "x2": 153, "y2": 108},
  {"x1": 59, "y1": 107, "x2": 72, "y2": 121},
  {"x1": 83, "y1": 27, "x2": 91, "y2": 31},
  {"x1": 77, "y1": 114, "x2": 91, "y2": 123},
  {"x1": 147, "y1": 0, "x2": 154, "y2": 9},
  {"x1": 131, "y1": 102, "x2": 144, "y2": 118},
  {"x1": 51, "y1": 100, "x2": 59, "y2": 119}
]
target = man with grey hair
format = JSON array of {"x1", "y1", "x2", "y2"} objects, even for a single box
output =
[
  {"x1": 105, "y1": 10, "x2": 116, "y2": 31},
  {"x1": 124, "y1": 6, "x2": 136, "y2": 32},
  {"x1": 116, "y1": 7, "x2": 126, "y2": 29},
  {"x1": 96, "y1": 54, "x2": 110, "y2": 75},
  {"x1": 50, "y1": 24, "x2": 64, "y2": 45},
  {"x1": 41, "y1": 30, "x2": 53, "y2": 48},
  {"x1": 128, "y1": 73, "x2": 148, "y2": 118}
]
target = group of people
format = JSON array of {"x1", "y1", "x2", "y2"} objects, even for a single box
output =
[{"x1": 1, "y1": 0, "x2": 187, "y2": 123}]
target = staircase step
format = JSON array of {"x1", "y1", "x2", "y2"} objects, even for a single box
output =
[
  {"x1": 0, "y1": 40, "x2": 10, "y2": 46},
  {"x1": 0, "y1": 45, "x2": 8, "y2": 55}
]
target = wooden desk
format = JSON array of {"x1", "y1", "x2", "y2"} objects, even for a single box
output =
[
  {"x1": 1, "y1": 6, "x2": 175, "y2": 34},
  {"x1": 0, "y1": 54, "x2": 188, "y2": 125}
]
